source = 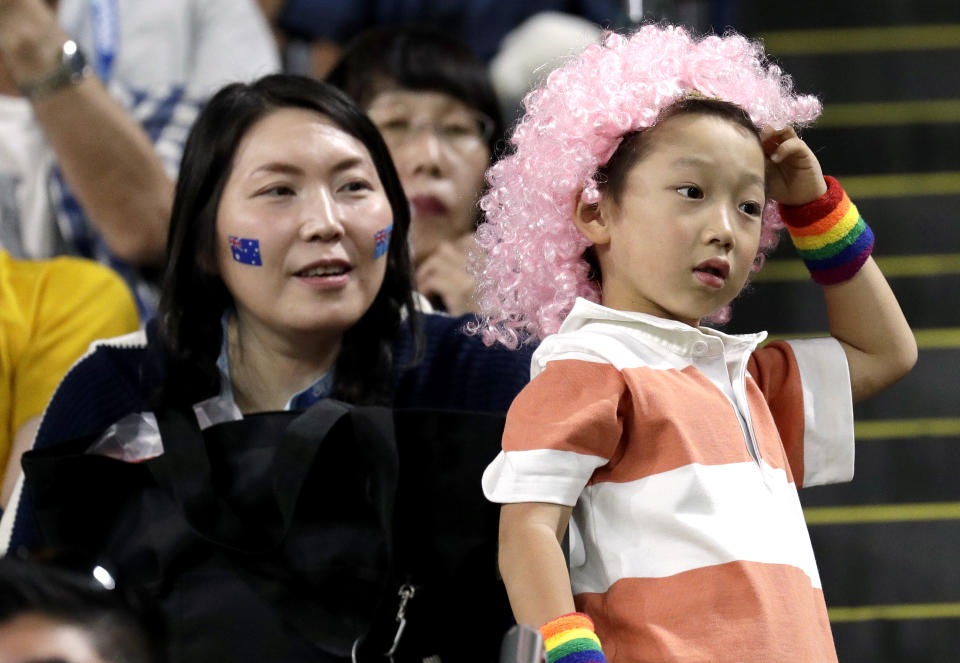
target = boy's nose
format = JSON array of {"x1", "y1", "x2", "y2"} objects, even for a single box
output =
[
  {"x1": 299, "y1": 190, "x2": 344, "y2": 241},
  {"x1": 705, "y1": 207, "x2": 736, "y2": 249}
]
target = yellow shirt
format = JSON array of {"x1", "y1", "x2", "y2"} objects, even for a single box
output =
[{"x1": 0, "y1": 250, "x2": 139, "y2": 484}]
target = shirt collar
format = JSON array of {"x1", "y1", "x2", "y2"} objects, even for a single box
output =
[
  {"x1": 560, "y1": 297, "x2": 767, "y2": 356},
  {"x1": 199, "y1": 312, "x2": 333, "y2": 428}
]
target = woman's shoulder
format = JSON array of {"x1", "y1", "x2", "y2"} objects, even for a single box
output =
[
  {"x1": 393, "y1": 312, "x2": 536, "y2": 413},
  {"x1": 34, "y1": 323, "x2": 165, "y2": 451}
]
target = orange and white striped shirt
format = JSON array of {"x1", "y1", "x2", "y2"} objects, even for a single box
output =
[{"x1": 483, "y1": 298, "x2": 854, "y2": 663}]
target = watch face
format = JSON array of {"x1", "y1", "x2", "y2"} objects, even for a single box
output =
[
  {"x1": 62, "y1": 39, "x2": 90, "y2": 77},
  {"x1": 19, "y1": 40, "x2": 90, "y2": 99}
]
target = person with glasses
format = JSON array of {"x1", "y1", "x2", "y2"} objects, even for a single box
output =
[{"x1": 327, "y1": 25, "x2": 504, "y2": 315}]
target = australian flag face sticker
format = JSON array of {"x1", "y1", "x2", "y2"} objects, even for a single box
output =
[
  {"x1": 229, "y1": 235, "x2": 262, "y2": 266},
  {"x1": 373, "y1": 224, "x2": 393, "y2": 259}
]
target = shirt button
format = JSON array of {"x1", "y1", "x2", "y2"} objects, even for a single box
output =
[{"x1": 692, "y1": 340, "x2": 709, "y2": 355}]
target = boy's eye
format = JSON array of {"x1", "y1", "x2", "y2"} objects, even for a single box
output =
[
  {"x1": 676, "y1": 185, "x2": 703, "y2": 199},
  {"x1": 739, "y1": 201, "x2": 763, "y2": 216}
]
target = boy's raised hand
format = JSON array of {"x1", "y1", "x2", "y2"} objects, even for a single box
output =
[
  {"x1": 762, "y1": 126, "x2": 827, "y2": 206},
  {"x1": 763, "y1": 128, "x2": 916, "y2": 404}
]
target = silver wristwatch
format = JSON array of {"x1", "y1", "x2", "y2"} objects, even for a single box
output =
[{"x1": 19, "y1": 39, "x2": 91, "y2": 100}]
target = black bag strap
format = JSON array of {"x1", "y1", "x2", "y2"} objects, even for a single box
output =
[{"x1": 149, "y1": 400, "x2": 354, "y2": 553}]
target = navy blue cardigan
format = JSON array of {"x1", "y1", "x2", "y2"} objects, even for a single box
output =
[{"x1": 4, "y1": 312, "x2": 534, "y2": 550}]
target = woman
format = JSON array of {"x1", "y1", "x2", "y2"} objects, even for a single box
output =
[
  {"x1": 157, "y1": 72, "x2": 414, "y2": 413},
  {"x1": 327, "y1": 25, "x2": 504, "y2": 315},
  {"x1": 1, "y1": 75, "x2": 528, "y2": 662}
]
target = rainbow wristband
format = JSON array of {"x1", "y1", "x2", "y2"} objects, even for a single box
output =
[
  {"x1": 779, "y1": 175, "x2": 874, "y2": 286},
  {"x1": 539, "y1": 612, "x2": 607, "y2": 663}
]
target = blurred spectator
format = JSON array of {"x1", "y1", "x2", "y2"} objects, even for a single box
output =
[
  {"x1": 265, "y1": 0, "x2": 623, "y2": 77},
  {"x1": 489, "y1": 11, "x2": 604, "y2": 120},
  {"x1": 58, "y1": 0, "x2": 280, "y2": 96},
  {"x1": 327, "y1": 25, "x2": 503, "y2": 314},
  {"x1": 0, "y1": 556, "x2": 158, "y2": 663},
  {"x1": 0, "y1": 0, "x2": 279, "y2": 316},
  {"x1": 0, "y1": 249, "x2": 138, "y2": 509}
]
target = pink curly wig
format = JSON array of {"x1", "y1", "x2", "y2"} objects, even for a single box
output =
[{"x1": 471, "y1": 24, "x2": 822, "y2": 348}]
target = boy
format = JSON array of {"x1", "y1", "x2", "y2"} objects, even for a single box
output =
[{"x1": 475, "y1": 26, "x2": 916, "y2": 663}]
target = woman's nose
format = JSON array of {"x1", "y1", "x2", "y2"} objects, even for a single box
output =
[
  {"x1": 400, "y1": 126, "x2": 446, "y2": 178},
  {"x1": 299, "y1": 191, "x2": 344, "y2": 241}
]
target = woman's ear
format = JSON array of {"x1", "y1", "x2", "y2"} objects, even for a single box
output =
[{"x1": 573, "y1": 193, "x2": 612, "y2": 246}]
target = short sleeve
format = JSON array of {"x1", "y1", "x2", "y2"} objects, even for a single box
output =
[
  {"x1": 13, "y1": 258, "x2": 139, "y2": 433},
  {"x1": 748, "y1": 338, "x2": 854, "y2": 487},
  {"x1": 482, "y1": 358, "x2": 627, "y2": 506}
]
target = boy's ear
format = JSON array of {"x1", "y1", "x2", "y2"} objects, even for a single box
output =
[{"x1": 573, "y1": 194, "x2": 612, "y2": 246}]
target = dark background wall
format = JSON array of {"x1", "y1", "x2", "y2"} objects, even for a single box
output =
[{"x1": 714, "y1": 2, "x2": 960, "y2": 661}]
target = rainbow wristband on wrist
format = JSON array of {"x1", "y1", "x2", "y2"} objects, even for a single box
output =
[
  {"x1": 539, "y1": 613, "x2": 607, "y2": 663},
  {"x1": 779, "y1": 175, "x2": 874, "y2": 286}
]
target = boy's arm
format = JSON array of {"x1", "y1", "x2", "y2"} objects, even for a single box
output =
[
  {"x1": 499, "y1": 501, "x2": 576, "y2": 626},
  {"x1": 764, "y1": 128, "x2": 917, "y2": 403},
  {"x1": 821, "y1": 259, "x2": 917, "y2": 402}
]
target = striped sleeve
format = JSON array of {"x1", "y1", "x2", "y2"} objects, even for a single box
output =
[
  {"x1": 482, "y1": 359, "x2": 627, "y2": 506},
  {"x1": 748, "y1": 339, "x2": 854, "y2": 487}
]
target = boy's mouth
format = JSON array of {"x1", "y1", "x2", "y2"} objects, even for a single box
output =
[{"x1": 693, "y1": 258, "x2": 730, "y2": 287}]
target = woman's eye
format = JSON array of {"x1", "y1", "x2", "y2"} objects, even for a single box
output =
[
  {"x1": 260, "y1": 185, "x2": 295, "y2": 197},
  {"x1": 440, "y1": 119, "x2": 475, "y2": 138},
  {"x1": 378, "y1": 118, "x2": 410, "y2": 133},
  {"x1": 341, "y1": 179, "x2": 373, "y2": 193},
  {"x1": 740, "y1": 201, "x2": 763, "y2": 216},
  {"x1": 676, "y1": 185, "x2": 703, "y2": 199}
]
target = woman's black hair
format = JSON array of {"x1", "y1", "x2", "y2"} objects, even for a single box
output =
[
  {"x1": 325, "y1": 24, "x2": 505, "y2": 158},
  {"x1": 156, "y1": 74, "x2": 417, "y2": 408}
]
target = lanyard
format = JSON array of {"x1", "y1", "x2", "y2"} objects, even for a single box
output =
[{"x1": 89, "y1": 0, "x2": 119, "y2": 81}]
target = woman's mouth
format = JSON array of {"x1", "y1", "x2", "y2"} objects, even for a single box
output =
[
  {"x1": 294, "y1": 262, "x2": 352, "y2": 289},
  {"x1": 295, "y1": 264, "x2": 348, "y2": 277},
  {"x1": 410, "y1": 195, "x2": 448, "y2": 217}
]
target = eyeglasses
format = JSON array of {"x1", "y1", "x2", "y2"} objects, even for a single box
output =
[{"x1": 369, "y1": 108, "x2": 494, "y2": 153}]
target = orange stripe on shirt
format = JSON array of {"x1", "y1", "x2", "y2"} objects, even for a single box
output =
[
  {"x1": 747, "y1": 342, "x2": 806, "y2": 486},
  {"x1": 576, "y1": 561, "x2": 836, "y2": 663},
  {"x1": 502, "y1": 359, "x2": 626, "y2": 460},
  {"x1": 504, "y1": 358, "x2": 805, "y2": 485},
  {"x1": 593, "y1": 365, "x2": 755, "y2": 484},
  {"x1": 503, "y1": 346, "x2": 810, "y2": 487}
]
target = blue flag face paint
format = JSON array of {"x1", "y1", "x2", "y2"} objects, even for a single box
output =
[
  {"x1": 229, "y1": 236, "x2": 263, "y2": 266},
  {"x1": 374, "y1": 224, "x2": 393, "y2": 259}
]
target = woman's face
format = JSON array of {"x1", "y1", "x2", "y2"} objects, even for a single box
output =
[
  {"x1": 366, "y1": 89, "x2": 491, "y2": 267},
  {"x1": 215, "y1": 107, "x2": 394, "y2": 345}
]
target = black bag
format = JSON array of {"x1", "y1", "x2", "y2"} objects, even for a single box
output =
[
  {"x1": 386, "y1": 409, "x2": 514, "y2": 662},
  {"x1": 22, "y1": 401, "x2": 512, "y2": 663}
]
